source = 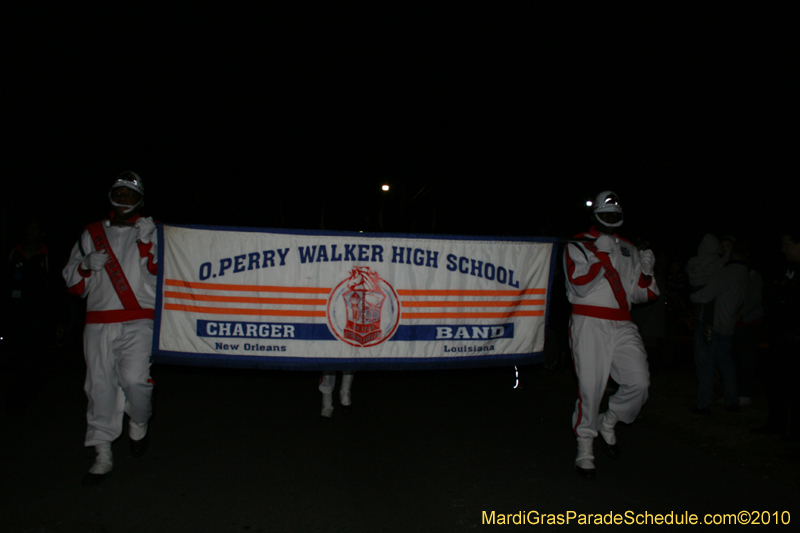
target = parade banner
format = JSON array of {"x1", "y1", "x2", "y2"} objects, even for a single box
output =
[{"x1": 153, "y1": 224, "x2": 558, "y2": 370}]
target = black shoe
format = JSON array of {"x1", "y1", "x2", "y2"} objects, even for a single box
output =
[
  {"x1": 688, "y1": 405, "x2": 712, "y2": 415},
  {"x1": 599, "y1": 438, "x2": 620, "y2": 460},
  {"x1": 725, "y1": 404, "x2": 740, "y2": 413},
  {"x1": 576, "y1": 466, "x2": 596, "y2": 479},
  {"x1": 130, "y1": 433, "x2": 150, "y2": 457},
  {"x1": 82, "y1": 472, "x2": 110, "y2": 487}
]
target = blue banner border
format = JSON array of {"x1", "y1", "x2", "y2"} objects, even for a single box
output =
[{"x1": 153, "y1": 350, "x2": 545, "y2": 371}]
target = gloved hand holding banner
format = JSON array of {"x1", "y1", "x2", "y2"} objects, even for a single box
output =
[{"x1": 153, "y1": 224, "x2": 558, "y2": 370}]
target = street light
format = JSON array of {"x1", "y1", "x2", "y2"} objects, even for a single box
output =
[{"x1": 382, "y1": 184, "x2": 390, "y2": 192}]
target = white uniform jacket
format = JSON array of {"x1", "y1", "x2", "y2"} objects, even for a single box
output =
[
  {"x1": 564, "y1": 227, "x2": 659, "y2": 319},
  {"x1": 63, "y1": 215, "x2": 158, "y2": 323}
]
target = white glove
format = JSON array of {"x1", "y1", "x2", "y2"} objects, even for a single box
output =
[
  {"x1": 640, "y1": 249, "x2": 655, "y2": 276},
  {"x1": 135, "y1": 217, "x2": 156, "y2": 244},
  {"x1": 594, "y1": 234, "x2": 616, "y2": 254},
  {"x1": 82, "y1": 251, "x2": 109, "y2": 271}
]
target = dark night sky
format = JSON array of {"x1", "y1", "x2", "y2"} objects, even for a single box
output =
[{"x1": 5, "y1": 4, "x2": 796, "y2": 271}]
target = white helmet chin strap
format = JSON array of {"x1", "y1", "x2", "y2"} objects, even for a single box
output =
[{"x1": 595, "y1": 213, "x2": 623, "y2": 228}]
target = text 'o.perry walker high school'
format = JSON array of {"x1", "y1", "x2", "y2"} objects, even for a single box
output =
[{"x1": 197, "y1": 243, "x2": 522, "y2": 288}]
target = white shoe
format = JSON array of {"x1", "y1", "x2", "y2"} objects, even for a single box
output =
[
  {"x1": 598, "y1": 410, "x2": 618, "y2": 446},
  {"x1": 321, "y1": 393, "x2": 333, "y2": 418},
  {"x1": 575, "y1": 437, "x2": 595, "y2": 478},
  {"x1": 340, "y1": 374, "x2": 353, "y2": 407},
  {"x1": 82, "y1": 443, "x2": 113, "y2": 486},
  {"x1": 88, "y1": 443, "x2": 113, "y2": 475},
  {"x1": 598, "y1": 411, "x2": 620, "y2": 459}
]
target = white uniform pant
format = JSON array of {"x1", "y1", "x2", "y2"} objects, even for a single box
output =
[
  {"x1": 318, "y1": 371, "x2": 354, "y2": 394},
  {"x1": 83, "y1": 319, "x2": 154, "y2": 446},
  {"x1": 570, "y1": 315, "x2": 649, "y2": 438}
]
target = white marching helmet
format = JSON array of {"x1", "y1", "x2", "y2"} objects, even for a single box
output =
[
  {"x1": 109, "y1": 171, "x2": 145, "y2": 213},
  {"x1": 593, "y1": 190, "x2": 623, "y2": 228}
]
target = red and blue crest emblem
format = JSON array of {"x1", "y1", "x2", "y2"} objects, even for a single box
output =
[{"x1": 327, "y1": 267, "x2": 400, "y2": 347}]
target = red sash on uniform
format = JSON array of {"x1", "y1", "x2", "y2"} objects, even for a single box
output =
[
  {"x1": 87, "y1": 221, "x2": 142, "y2": 311},
  {"x1": 584, "y1": 240, "x2": 630, "y2": 315}
]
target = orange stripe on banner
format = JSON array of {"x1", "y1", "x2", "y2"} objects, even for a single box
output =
[
  {"x1": 164, "y1": 303, "x2": 326, "y2": 317},
  {"x1": 165, "y1": 279, "x2": 331, "y2": 294},
  {"x1": 402, "y1": 310, "x2": 545, "y2": 319},
  {"x1": 164, "y1": 291, "x2": 326, "y2": 306},
  {"x1": 397, "y1": 289, "x2": 546, "y2": 296},
  {"x1": 400, "y1": 299, "x2": 545, "y2": 308}
]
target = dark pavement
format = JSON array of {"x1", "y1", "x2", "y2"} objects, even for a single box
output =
[{"x1": 1, "y1": 350, "x2": 798, "y2": 533}]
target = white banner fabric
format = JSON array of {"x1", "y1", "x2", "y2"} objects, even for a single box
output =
[{"x1": 153, "y1": 224, "x2": 558, "y2": 370}]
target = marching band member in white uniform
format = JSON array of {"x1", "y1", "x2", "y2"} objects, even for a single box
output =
[
  {"x1": 63, "y1": 172, "x2": 158, "y2": 486},
  {"x1": 564, "y1": 191, "x2": 658, "y2": 478}
]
